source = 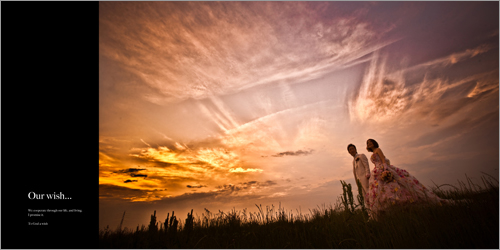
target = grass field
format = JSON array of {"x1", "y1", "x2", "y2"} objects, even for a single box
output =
[{"x1": 99, "y1": 174, "x2": 499, "y2": 248}]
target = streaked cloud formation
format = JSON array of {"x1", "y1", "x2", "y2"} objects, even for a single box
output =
[
  {"x1": 271, "y1": 149, "x2": 314, "y2": 157},
  {"x1": 99, "y1": 2, "x2": 397, "y2": 104},
  {"x1": 99, "y1": 2, "x2": 498, "y2": 230},
  {"x1": 349, "y1": 44, "x2": 498, "y2": 124}
]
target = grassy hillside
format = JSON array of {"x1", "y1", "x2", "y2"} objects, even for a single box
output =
[{"x1": 99, "y1": 175, "x2": 499, "y2": 248}]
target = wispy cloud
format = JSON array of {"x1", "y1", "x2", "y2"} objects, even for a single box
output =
[
  {"x1": 271, "y1": 149, "x2": 314, "y2": 157},
  {"x1": 100, "y1": 2, "x2": 394, "y2": 104},
  {"x1": 348, "y1": 44, "x2": 499, "y2": 125},
  {"x1": 140, "y1": 139, "x2": 151, "y2": 147},
  {"x1": 408, "y1": 44, "x2": 495, "y2": 71}
]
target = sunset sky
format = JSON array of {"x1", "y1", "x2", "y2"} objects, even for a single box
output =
[{"x1": 99, "y1": 1, "x2": 499, "y2": 230}]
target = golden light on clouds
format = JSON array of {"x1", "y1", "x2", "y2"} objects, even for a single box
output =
[
  {"x1": 99, "y1": 136, "x2": 267, "y2": 202},
  {"x1": 196, "y1": 148, "x2": 240, "y2": 170},
  {"x1": 229, "y1": 168, "x2": 264, "y2": 173},
  {"x1": 130, "y1": 146, "x2": 189, "y2": 164}
]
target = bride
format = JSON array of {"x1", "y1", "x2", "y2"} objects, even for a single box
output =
[{"x1": 364, "y1": 139, "x2": 449, "y2": 219}]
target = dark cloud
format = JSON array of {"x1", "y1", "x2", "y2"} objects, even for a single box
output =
[
  {"x1": 271, "y1": 149, "x2": 314, "y2": 157},
  {"x1": 114, "y1": 168, "x2": 148, "y2": 179},
  {"x1": 263, "y1": 180, "x2": 278, "y2": 186},
  {"x1": 115, "y1": 168, "x2": 147, "y2": 174},
  {"x1": 216, "y1": 184, "x2": 244, "y2": 192},
  {"x1": 124, "y1": 180, "x2": 138, "y2": 183},
  {"x1": 239, "y1": 180, "x2": 277, "y2": 188},
  {"x1": 186, "y1": 184, "x2": 207, "y2": 188},
  {"x1": 240, "y1": 181, "x2": 258, "y2": 185}
]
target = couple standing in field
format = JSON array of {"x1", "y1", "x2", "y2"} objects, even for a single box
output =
[{"x1": 348, "y1": 139, "x2": 449, "y2": 220}]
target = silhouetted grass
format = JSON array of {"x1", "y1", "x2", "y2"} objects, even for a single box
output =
[{"x1": 99, "y1": 175, "x2": 499, "y2": 248}]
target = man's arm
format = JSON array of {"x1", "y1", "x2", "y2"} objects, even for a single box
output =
[
  {"x1": 353, "y1": 160, "x2": 358, "y2": 181},
  {"x1": 360, "y1": 154, "x2": 370, "y2": 178}
]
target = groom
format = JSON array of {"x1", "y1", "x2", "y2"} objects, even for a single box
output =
[{"x1": 348, "y1": 144, "x2": 370, "y2": 199}]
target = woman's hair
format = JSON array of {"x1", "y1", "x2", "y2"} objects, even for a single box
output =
[
  {"x1": 347, "y1": 144, "x2": 356, "y2": 152},
  {"x1": 366, "y1": 139, "x2": 379, "y2": 152}
]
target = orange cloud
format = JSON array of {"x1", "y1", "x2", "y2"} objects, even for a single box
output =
[
  {"x1": 229, "y1": 168, "x2": 263, "y2": 173},
  {"x1": 99, "y1": 135, "x2": 268, "y2": 202}
]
